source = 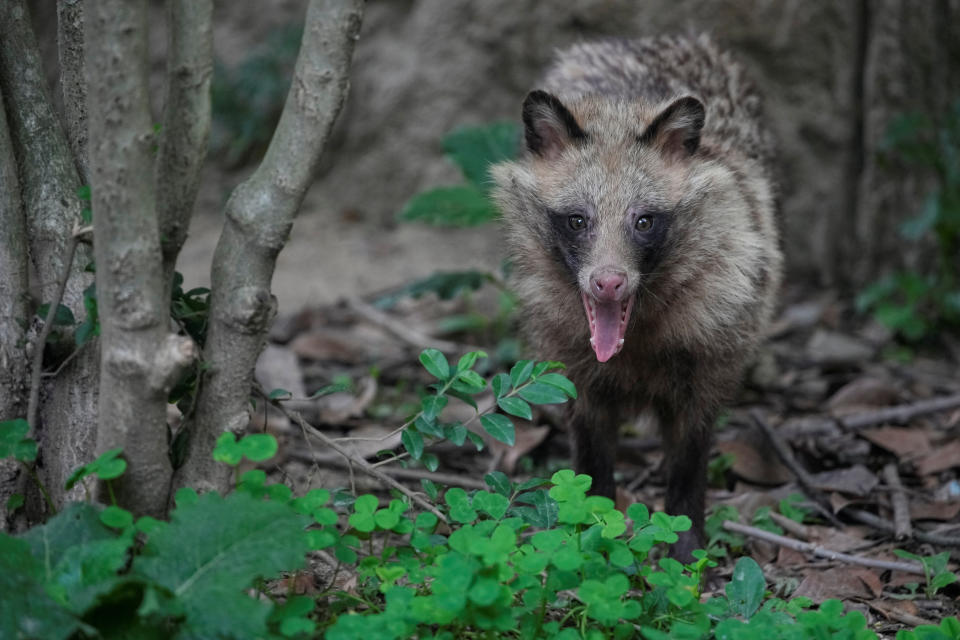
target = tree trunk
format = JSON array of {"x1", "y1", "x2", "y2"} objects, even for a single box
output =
[
  {"x1": 85, "y1": 0, "x2": 195, "y2": 517},
  {"x1": 156, "y1": 0, "x2": 213, "y2": 300},
  {"x1": 0, "y1": 85, "x2": 30, "y2": 525},
  {"x1": 0, "y1": 0, "x2": 98, "y2": 514},
  {"x1": 173, "y1": 0, "x2": 365, "y2": 495},
  {"x1": 854, "y1": 0, "x2": 960, "y2": 285},
  {"x1": 57, "y1": 0, "x2": 88, "y2": 183}
]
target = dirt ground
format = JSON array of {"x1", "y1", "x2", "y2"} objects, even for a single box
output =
[{"x1": 177, "y1": 165, "x2": 503, "y2": 312}]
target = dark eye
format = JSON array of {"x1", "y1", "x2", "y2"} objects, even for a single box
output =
[
  {"x1": 635, "y1": 215, "x2": 654, "y2": 232},
  {"x1": 568, "y1": 215, "x2": 586, "y2": 231}
]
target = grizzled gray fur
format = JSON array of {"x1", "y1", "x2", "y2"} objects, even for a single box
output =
[{"x1": 493, "y1": 35, "x2": 782, "y2": 559}]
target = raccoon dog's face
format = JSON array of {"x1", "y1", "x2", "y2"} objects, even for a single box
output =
[{"x1": 501, "y1": 90, "x2": 706, "y2": 363}]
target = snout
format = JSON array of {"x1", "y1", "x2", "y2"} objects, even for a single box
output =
[{"x1": 589, "y1": 267, "x2": 628, "y2": 302}]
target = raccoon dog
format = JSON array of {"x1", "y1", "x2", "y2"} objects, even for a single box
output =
[{"x1": 493, "y1": 35, "x2": 782, "y2": 559}]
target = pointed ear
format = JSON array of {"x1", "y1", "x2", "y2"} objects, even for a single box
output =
[
  {"x1": 522, "y1": 90, "x2": 587, "y2": 160},
  {"x1": 638, "y1": 96, "x2": 705, "y2": 158}
]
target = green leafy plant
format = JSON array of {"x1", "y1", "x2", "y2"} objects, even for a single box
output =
[
  {"x1": 893, "y1": 550, "x2": 959, "y2": 598},
  {"x1": 380, "y1": 122, "x2": 522, "y2": 352},
  {"x1": 374, "y1": 350, "x2": 575, "y2": 472},
  {"x1": 857, "y1": 100, "x2": 960, "y2": 342},
  {"x1": 398, "y1": 122, "x2": 519, "y2": 227}
]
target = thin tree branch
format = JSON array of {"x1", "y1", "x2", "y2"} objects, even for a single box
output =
[
  {"x1": 840, "y1": 394, "x2": 960, "y2": 430},
  {"x1": 260, "y1": 387, "x2": 448, "y2": 524},
  {"x1": 57, "y1": 0, "x2": 88, "y2": 182},
  {"x1": 722, "y1": 520, "x2": 925, "y2": 575},
  {"x1": 286, "y1": 445, "x2": 488, "y2": 491},
  {"x1": 156, "y1": 0, "x2": 212, "y2": 296},
  {"x1": 0, "y1": 84, "x2": 29, "y2": 424},
  {"x1": 750, "y1": 409, "x2": 844, "y2": 527},
  {"x1": 883, "y1": 463, "x2": 912, "y2": 541},
  {"x1": 86, "y1": 0, "x2": 196, "y2": 516},
  {"x1": 27, "y1": 229, "x2": 80, "y2": 434},
  {"x1": 174, "y1": 0, "x2": 365, "y2": 496},
  {"x1": 845, "y1": 508, "x2": 960, "y2": 548}
]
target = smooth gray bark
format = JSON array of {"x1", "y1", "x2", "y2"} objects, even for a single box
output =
[
  {"x1": 0, "y1": 86, "x2": 29, "y2": 526},
  {"x1": 173, "y1": 0, "x2": 365, "y2": 494},
  {"x1": 0, "y1": 0, "x2": 98, "y2": 512},
  {"x1": 57, "y1": 0, "x2": 88, "y2": 182},
  {"x1": 86, "y1": 0, "x2": 195, "y2": 516},
  {"x1": 156, "y1": 0, "x2": 213, "y2": 297},
  {"x1": 0, "y1": 87, "x2": 28, "y2": 424}
]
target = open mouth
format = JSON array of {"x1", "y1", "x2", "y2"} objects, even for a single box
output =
[{"x1": 581, "y1": 292, "x2": 634, "y2": 362}]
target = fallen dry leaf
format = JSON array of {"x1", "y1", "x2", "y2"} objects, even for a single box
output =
[
  {"x1": 860, "y1": 426, "x2": 932, "y2": 460},
  {"x1": 827, "y1": 377, "x2": 902, "y2": 414},
  {"x1": 776, "y1": 545, "x2": 807, "y2": 566},
  {"x1": 909, "y1": 499, "x2": 960, "y2": 521},
  {"x1": 716, "y1": 439, "x2": 793, "y2": 485},
  {"x1": 810, "y1": 464, "x2": 878, "y2": 497},
  {"x1": 805, "y1": 525, "x2": 872, "y2": 553},
  {"x1": 915, "y1": 439, "x2": 960, "y2": 476},
  {"x1": 793, "y1": 567, "x2": 874, "y2": 602},
  {"x1": 852, "y1": 567, "x2": 884, "y2": 598}
]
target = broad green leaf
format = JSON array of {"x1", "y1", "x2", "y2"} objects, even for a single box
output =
[
  {"x1": 456, "y1": 350, "x2": 487, "y2": 373},
  {"x1": 398, "y1": 185, "x2": 500, "y2": 227},
  {"x1": 421, "y1": 452, "x2": 440, "y2": 472},
  {"x1": 0, "y1": 534, "x2": 80, "y2": 640},
  {"x1": 441, "y1": 121, "x2": 520, "y2": 190},
  {"x1": 509, "y1": 360, "x2": 534, "y2": 387},
  {"x1": 20, "y1": 502, "x2": 132, "y2": 615},
  {"x1": 453, "y1": 369, "x2": 486, "y2": 393},
  {"x1": 497, "y1": 396, "x2": 532, "y2": 420},
  {"x1": 134, "y1": 491, "x2": 309, "y2": 639},
  {"x1": 238, "y1": 434, "x2": 278, "y2": 462},
  {"x1": 37, "y1": 303, "x2": 76, "y2": 326},
  {"x1": 443, "y1": 422, "x2": 467, "y2": 445},
  {"x1": 401, "y1": 428, "x2": 424, "y2": 460},
  {"x1": 726, "y1": 556, "x2": 766, "y2": 619},
  {"x1": 513, "y1": 489, "x2": 558, "y2": 528},
  {"x1": 419, "y1": 394, "x2": 448, "y2": 423},
  {"x1": 267, "y1": 388, "x2": 291, "y2": 400},
  {"x1": 484, "y1": 471, "x2": 512, "y2": 496},
  {"x1": 491, "y1": 373, "x2": 511, "y2": 399},
  {"x1": 419, "y1": 348, "x2": 450, "y2": 381},
  {"x1": 480, "y1": 413, "x2": 515, "y2": 445},
  {"x1": 518, "y1": 382, "x2": 569, "y2": 405},
  {"x1": 100, "y1": 506, "x2": 134, "y2": 530},
  {"x1": 0, "y1": 418, "x2": 37, "y2": 462},
  {"x1": 536, "y1": 373, "x2": 577, "y2": 399}
]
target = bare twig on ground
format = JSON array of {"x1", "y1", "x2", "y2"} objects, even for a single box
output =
[
  {"x1": 845, "y1": 508, "x2": 960, "y2": 547},
  {"x1": 840, "y1": 394, "x2": 960, "y2": 430},
  {"x1": 750, "y1": 409, "x2": 843, "y2": 527},
  {"x1": 768, "y1": 510, "x2": 811, "y2": 539},
  {"x1": 286, "y1": 447, "x2": 488, "y2": 490},
  {"x1": 882, "y1": 463, "x2": 912, "y2": 540},
  {"x1": 867, "y1": 601, "x2": 935, "y2": 628},
  {"x1": 258, "y1": 387, "x2": 448, "y2": 524},
  {"x1": 348, "y1": 298, "x2": 483, "y2": 355},
  {"x1": 722, "y1": 520, "x2": 925, "y2": 575}
]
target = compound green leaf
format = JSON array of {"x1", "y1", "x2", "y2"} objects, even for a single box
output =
[{"x1": 133, "y1": 491, "x2": 309, "y2": 639}]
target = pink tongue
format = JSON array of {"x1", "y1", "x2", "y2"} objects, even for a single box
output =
[{"x1": 588, "y1": 299, "x2": 625, "y2": 363}]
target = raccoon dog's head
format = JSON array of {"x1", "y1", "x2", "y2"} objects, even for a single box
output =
[{"x1": 495, "y1": 90, "x2": 708, "y2": 363}]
